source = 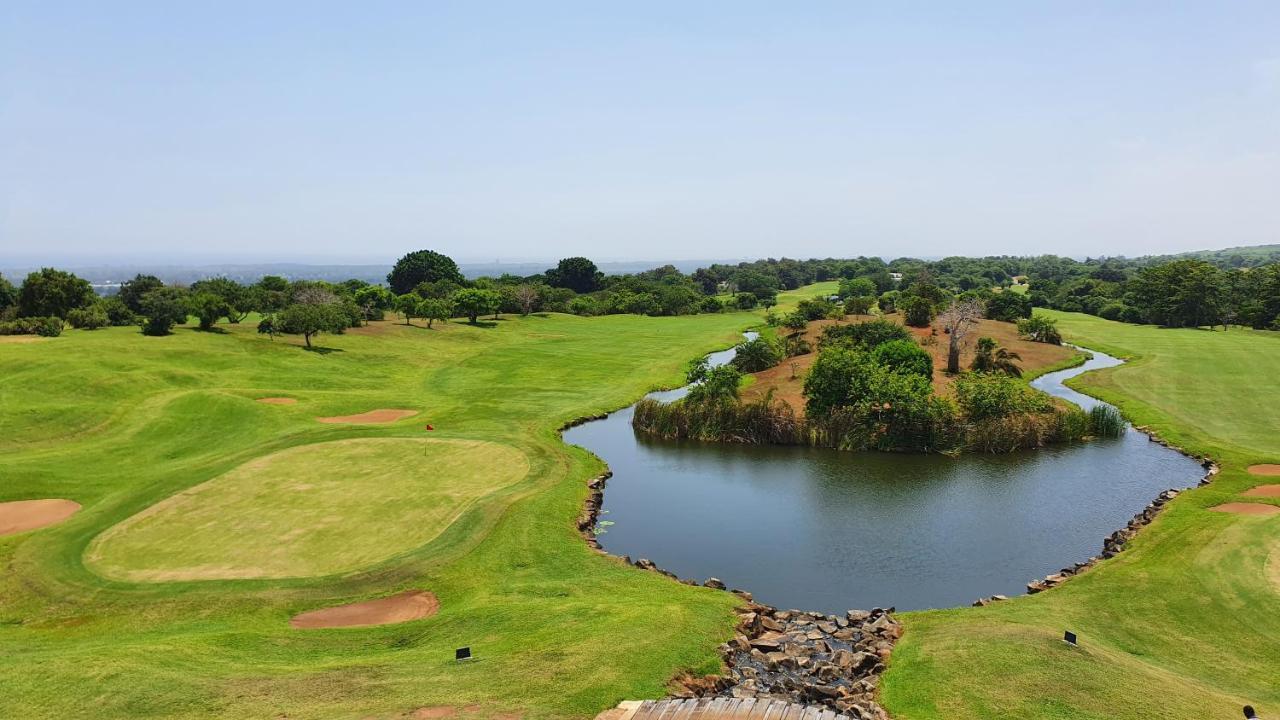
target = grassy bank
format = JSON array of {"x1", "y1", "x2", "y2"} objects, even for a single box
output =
[
  {"x1": 0, "y1": 311, "x2": 757, "y2": 720},
  {"x1": 881, "y1": 311, "x2": 1280, "y2": 719}
]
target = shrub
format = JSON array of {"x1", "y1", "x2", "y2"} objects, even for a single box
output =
[
  {"x1": 188, "y1": 292, "x2": 231, "y2": 331},
  {"x1": 567, "y1": 296, "x2": 598, "y2": 316},
  {"x1": 1097, "y1": 302, "x2": 1127, "y2": 321},
  {"x1": 98, "y1": 297, "x2": 136, "y2": 326},
  {"x1": 843, "y1": 296, "x2": 874, "y2": 315},
  {"x1": 735, "y1": 292, "x2": 758, "y2": 309},
  {"x1": 1017, "y1": 314, "x2": 1063, "y2": 344},
  {"x1": 277, "y1": 302, "x2": 348, "y2": 347},
  {"x1": 985, "y1": 291, "x2": 1033, "y2": 322},
  {"x1": 67, "y1": 306, "x2": 109, "y2": 330},
  {"x1": 17, "y1": 268, "x2": 95, "y2": 319},
  {"x1": 795, "y1": 296, "x2": 837, "y2": 321},
  {"x1": 878, "y1": 290, "x2": 901, "y2": 314},
  {"x1": 685, "y1": 364, "x2": 743, "y2": 403},
  {"x1": 451, "y1": 288, "x2": 503, "y2": 323},
  {"x1": 970, "y1": 337, "x2": 1022, "y2": 377},
  {"x1": 871, "y1": 339, "x2": 933, "y2": 379},
  {"x1": 700, "y1": 296, "x2": 724, "y2": 313},
  {"x1": 1089, "y1": 404, "x2": 1125, "y2": 438},
  {"x1": 0, "y1": 316, "x2": 63, "y2": 337},
  {"x1": 953, "y1": 373, "x2": 1052, "y2": 421},
  {"x1": 819, "y1": 318, "x2": 911, "y2": 351},
  {"x1": 730, "y1": 336, "x2": 783, "y2": 372},
  {"x1": 901, "y1": 296, "x2": 934, "y2": 327}
]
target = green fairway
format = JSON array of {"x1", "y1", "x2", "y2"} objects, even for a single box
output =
[
  {"x1": 86, "y1": 438, "x2": 530, "y2": 582},
  {"x1": 881, "y1": 311, "x2": 1280, "y2": 719},
  {"x1": 0, "y1": 312, "x2": 755, "y2": 720}
]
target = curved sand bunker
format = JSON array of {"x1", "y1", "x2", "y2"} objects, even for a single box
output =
[
  {"x1": 256, "y1": 397, "x2": 298, "y2": 405},
  {"x1": 291, "y1": 590, "x2": 438, "y2": 629},
  {"x1": 317, "y1": 409, "x2": 417, "y2": 424},
  {"x1": 1210, "y1": 502, "x2": 1280, "y2": 516},
  {"x1": 0, "y1": 499, "x2": 81, "y2": 536},
  {"x1": 1243, "y1": 485, "x2": 1280, "y2": 498},
  {"x1": 1247, "y1": 464, "x2": 1280, "y2": 476}
]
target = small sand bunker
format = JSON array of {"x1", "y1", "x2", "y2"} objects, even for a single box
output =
[
  {"x1": 0, "y1": 499, "x2": 82, "y2": 536},
  {"x1": 290, "y1": 590, "x2": 438, "y2": 629},
  {"x1": 255, "y1": 397, "x2": 298, "y2": 405},
  {"x1": 1210, "y1": 502, "x2": 1280, "y2": 516},
  {"x1": 1243, "y1": 485, "x2": 1280, "y2": 498},
  {"x1": 316, "y1": 409, "x2": 418, "y2": 424},
  {"x1": 1247, "y1": 464, "x2": 1280, "y2": 476}
]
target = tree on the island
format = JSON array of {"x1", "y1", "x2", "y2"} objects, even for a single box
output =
[
  {"x1": 970, "y1": 337, "x2": 1022, "y2": 377},
  {"x1": 513, "y1": 285, "x2": 539, "y2": 315},
  {"x1": 1017, "y1": 314, "x2": 1063, "y2": 345},
  {"x1": 938, "y1": 298, "x2": 983, "y2": 374},
  {"x1": 451, "y1": 288, "x2": 501, "y2": 323},
  {"x1": 684, "y1": 362, "x2": 742, "y2": 404},
  {"x1": 730, "y1": 336, "x2": 783, "y2": 372},
  {"x1": 188, "y1": 292, "x2": 232, "y2": 331},
  {"x1": 17, "y1": 268, "x2": 95, "y2": 319},
  {"x1": 420, "y1": 298, "x2": 453, "y2": 328},
  {"x1": 139, "y1": 287, "x2": 190, "y2": 336},
  {"x1": 118, "y1": 274, "x2": 165, "y2": 314},
  {"x1": 871, "y1": 339, "x2": 933, "y2": 380},
  {"x1": 546, "y1": 257, "x2": 603, "y2": 293},
  {"x1": 985, "y1": 290, "x2": 1033, "y2": 322},
  {"x1": 277, "y1": 302, "x2": 347, "y2": 348},
  {"x1": 387, "y1": 250, "x2": 464, "y2": 295},
  {"x1": 900, "y1": 295, "x2": 934, "y2": 328}
]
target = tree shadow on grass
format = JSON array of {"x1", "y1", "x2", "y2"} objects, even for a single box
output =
[
  {"x1": 302, "y1": 345, "x2": 345, "y2": 355},
  {"x1": 464, "y1": 320, "x2": 500, "y2": 329}
]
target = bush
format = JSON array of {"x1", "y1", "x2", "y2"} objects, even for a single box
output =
[
  {"x1": 819, "y1": 318, "x2": 911, "y2": 351},
  {"x1": 633, "y1": 392, "x2": 802, "y2": 445},
  {"x1": 871, "y1": 339, "x2": 933, "y2": 379},
  {"x1": 278, "y1": 302, "x2": 349, "y2": 347},
  {"x1": 700, "y1": 296, "x2": 724, "y2": 313},
  {"x1": 67, "y1": 306, "x2": 109, "y2": 330},
  {"x1": 795, "y1": 296, "x2": 837, "y2": 321},
  {"x1": 188, "y1": 292, "x2": 231, "y2": 331},
  {"x1": 1097, "y1": 302, "x2": 1127, "y2": 321},
  {"x1": 0, "y1": 316, "x2": 63, "y2": 337},
  {"x1": 953, "y1": 373, "x2": 1052, "y2": 421},
  {"x1": 878, "y1": 290, "x2": 901, "y2": 314},
  {"x1": 1017, "y1": 314, "x2": 1063, "y2": 344},
  {"x1": 685, "y1": 363, "x2": 743, "y2": 403},
  {"x1": 843, "y1": 296, "x2": 874, "y2": 315},
  {"x1": 567, "y1": 296, "x2": 598, "y2": 316},
  {"x1": 735, "y1": 292, "x2": 758, "y2": 309},
  {"x1": 17, "y1": 268, "x2": 95, "y2": 319},
  {"x1": 1089, "y1": 404, "x2": 1125, "y2": 438},
  {"x1": 730, "y1": 336, "x2": 783, "y2": 372},
  {"x1": 901, "y1": 296, "x2": 934, "y2": 327},
  {"x1": 98, "y1": 297, "x2": 136, "y2": 326}
]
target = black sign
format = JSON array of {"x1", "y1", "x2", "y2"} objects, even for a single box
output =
[
  {"x1": 455, "y1": 647, "x2": 472, "y2": 661},
  {"x1": 1063, "y1": 630, "x2": 1077, "y2": 646}
]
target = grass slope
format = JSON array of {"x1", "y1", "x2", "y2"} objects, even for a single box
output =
[
  {"x1": 86, "y1": 438, "x2": 530, "y2": 582},
  {"x1": 0, "y1": 311, "x2": 757, "y2": 720},
  {"x1": 881, "y1": 311, "x2": 1280, "y2": 719}
]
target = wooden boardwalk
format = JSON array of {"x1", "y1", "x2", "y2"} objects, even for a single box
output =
[{"x1": 596, "y1": 698, "x2": 851, "y2": 720}]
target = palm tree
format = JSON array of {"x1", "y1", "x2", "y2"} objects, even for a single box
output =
[{"x1": 970, "y1": 336, "x2": 1023, "y2": 377}]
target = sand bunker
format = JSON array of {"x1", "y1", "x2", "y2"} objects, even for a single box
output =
[
  {"x1": 0, "y1": 499, "x2": 81, "y2": 536},
  {"x1": 290, "y1": 590, "x2": 438, "y2": 629},
  {"x1": 1247, "y1": 464, "x2": 1280, "y2": 476},
  {"x1": 255, "y1": 397, "x2": 298, "y2": 405},
  {"x1": 316, "y1": 409, "x2": 417, "y2": 424},
  {"x1": 1243, "y1": 485, "x2": 1280, "y2": 498},
  {"x1": 1210, "y1": 502, "x2": 1280, "y2": 516}
]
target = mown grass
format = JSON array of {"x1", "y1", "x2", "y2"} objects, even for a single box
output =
[
  {"x1": 0, "y1": 312, "x2": 758, "y2": 720},
  {"x1": 86, "y1": 438, "x2": 530, "y2": 582},
  {"x1": 881, "y1": 311, "x2": 1280, "y2": 719}
]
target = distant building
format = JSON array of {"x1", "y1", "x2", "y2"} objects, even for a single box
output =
[{"x1": 889, "y1": 272, "x2": 903, "y2": 283}]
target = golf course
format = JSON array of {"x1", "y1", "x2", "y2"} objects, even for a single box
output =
[{"x1": 2, "y1": 290, "x2": 1278, "y2": 719}]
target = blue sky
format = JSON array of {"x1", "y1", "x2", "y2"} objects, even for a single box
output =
[{"x1": 3, "y1": 2, "x2": 1278, "y2": 263}]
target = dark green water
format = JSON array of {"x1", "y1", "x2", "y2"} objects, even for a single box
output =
[{"x1": 563, "y1": 344, "x2": 1204, "y2": 613}]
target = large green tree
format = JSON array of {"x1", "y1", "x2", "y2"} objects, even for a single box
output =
[
  {"x1": 139, "y1": 287, "x2": 189, "y2": 336},
  {"x1": 387, "y1": 250, "x2": 464, "y2": 295},
  {"x1": 118, "y1": 274, "x2": 165, "y2": 314},
  {"x1": 278, "y1": 302, "x2": 348, "y2": 348},
  {"x1": 451, "y1": 288, "x2": 501, "y2": 323},
  {"x1": 0, "y1": 274, "x2": 17, "y2": 313},
  {"x1": 547, "y1": 257, "x2": 603, "y2": 293},
  {"x1": 17, "y1": 268, "x2": 95, "y2": 319}
]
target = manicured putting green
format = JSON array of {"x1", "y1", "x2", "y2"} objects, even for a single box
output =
[{"x1": 86, "y1": 438, "x2": 529, "y2": 581}]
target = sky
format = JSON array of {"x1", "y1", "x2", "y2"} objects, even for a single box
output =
[{"x1": 2, "y1": 2, "x2": 1279, "y2": 265}]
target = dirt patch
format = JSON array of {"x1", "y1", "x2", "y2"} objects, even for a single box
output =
[
  {"x1": 290, "y1": 590, "x2": 438, "y2": 629},
  {"x1": 0, "y1": 336, "x2": 50, "y2": 344},
  {"x1": 412, "y1": 708, "x2": 458, "y2": 719},
  {"x1": 1243, "y1": 485, "x2": 1280, "y2": 498},
  {"x1": 1247, "y1": 464, "x2": 1280, "y2": 476},
  {"x1": 742, "y1": 313, "x2": 1076, "y2": 416},
  {"x1": 317, "y1": 409, "x2": 418, "y2": 424},
  {"x1": 256, "y1": 397, "x2": 298, "y2": 405},
  {"x1": 1210, "y1": 503, "x2": 1280, "y2": 516},
  {"x1": 0, "y1": 499, "x2": 82, "y2": 536}
]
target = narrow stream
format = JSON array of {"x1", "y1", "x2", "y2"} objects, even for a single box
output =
[{"x1": 564, "y1": 338, "x2": 1204, "y2": 613}]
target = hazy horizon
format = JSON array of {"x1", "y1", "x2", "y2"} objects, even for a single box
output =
[{"x1": 4, "y1": 3, "x2": 1279, "y2": 261}]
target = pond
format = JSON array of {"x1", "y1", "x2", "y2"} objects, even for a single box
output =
[{"x1": 563, "y1": 339, "x2": 1205, "y2": 613}]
